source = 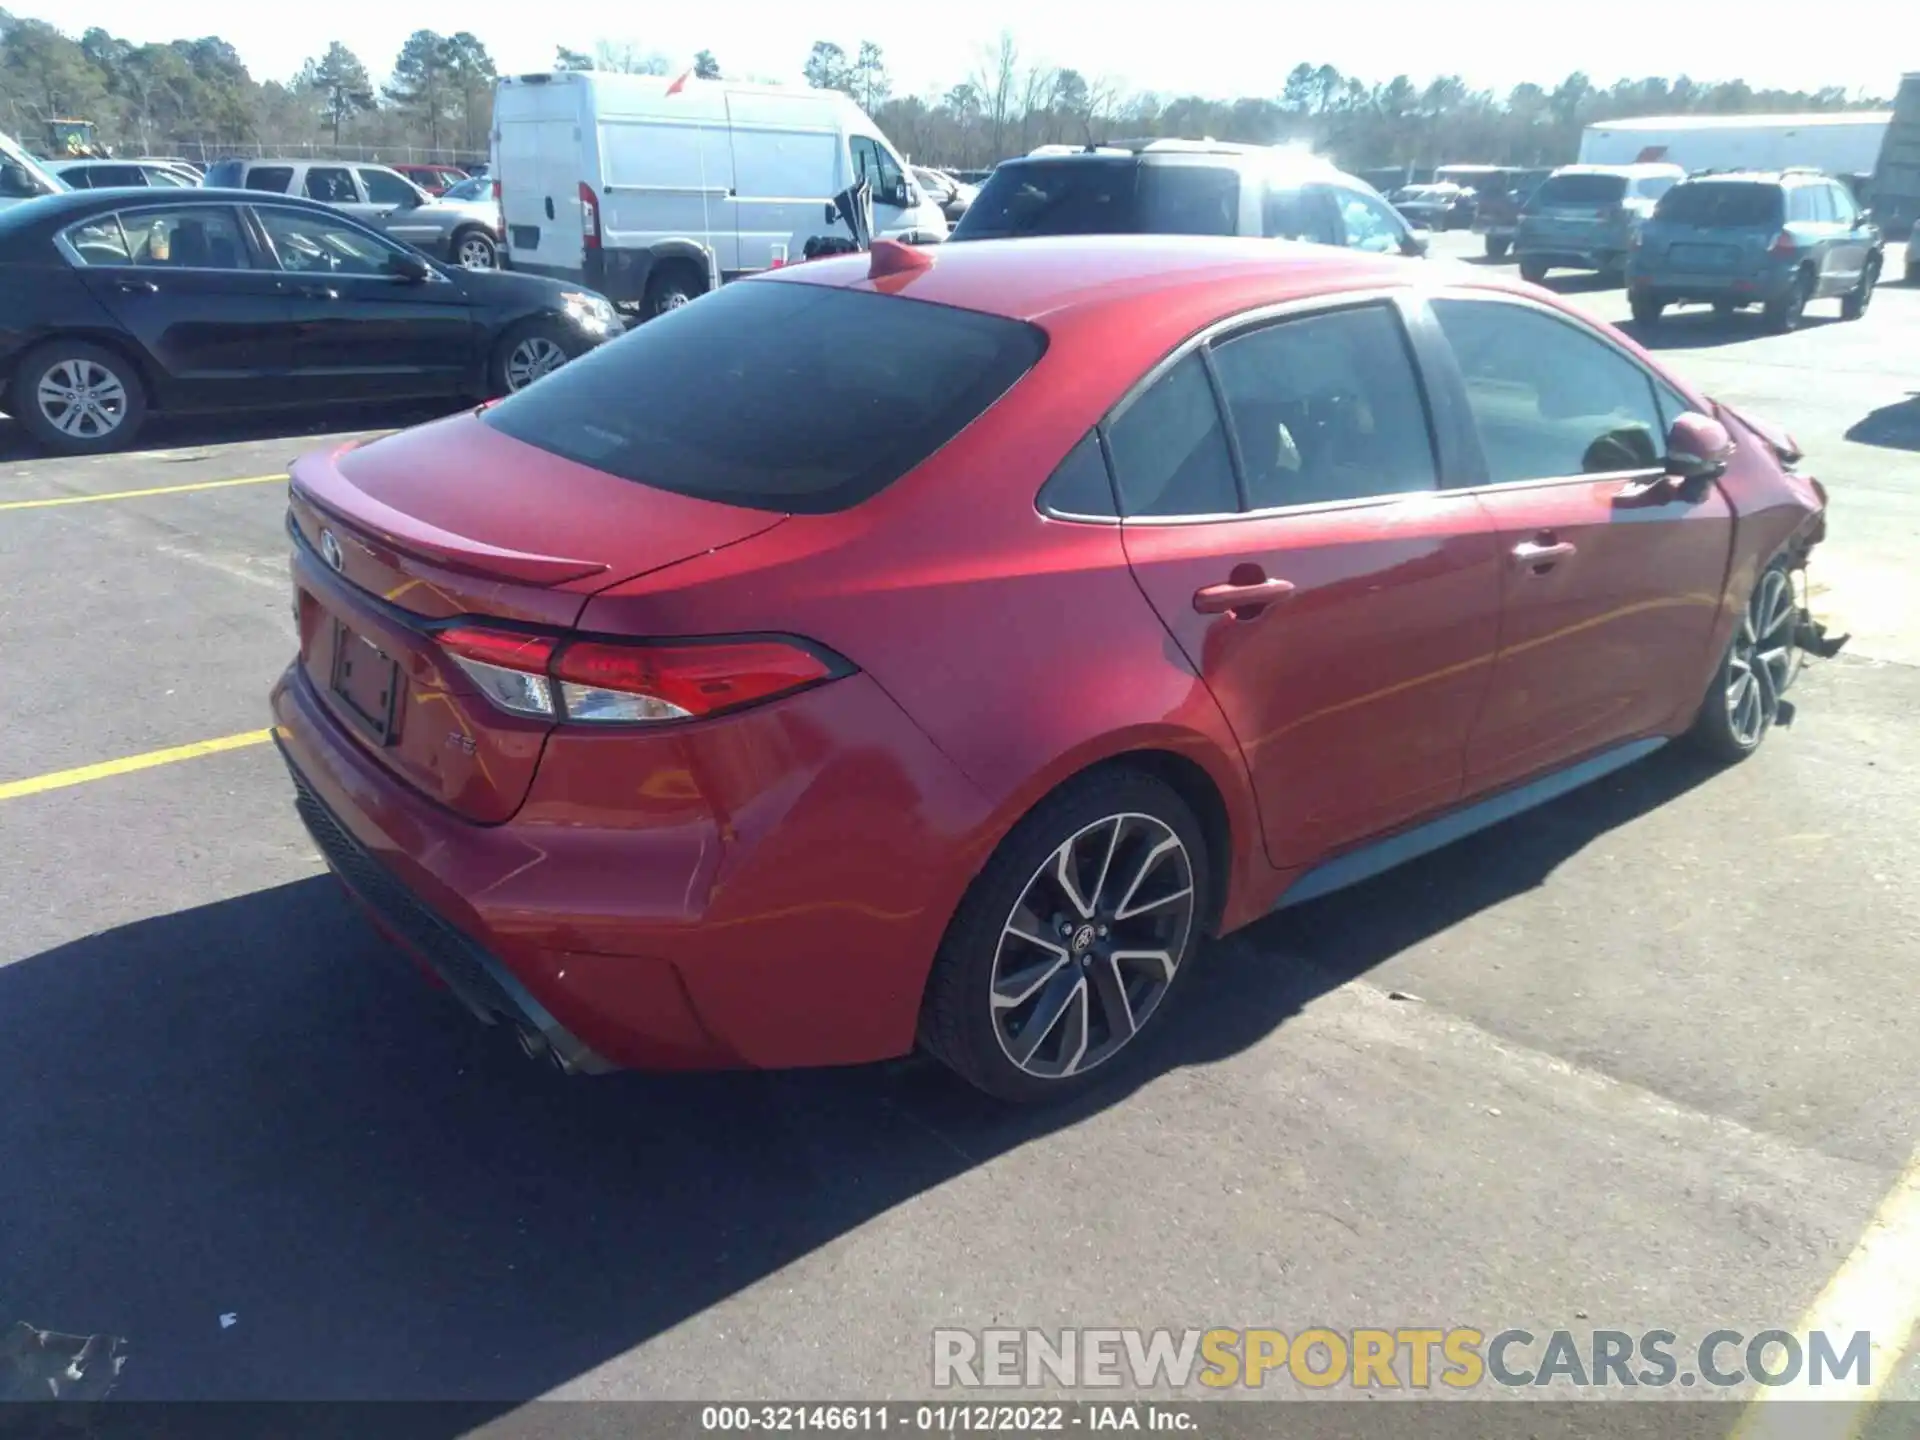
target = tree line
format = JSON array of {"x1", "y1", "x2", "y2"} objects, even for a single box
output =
[{"x1": 0, "y1": 12, "x2": 1887, "y2": 172}]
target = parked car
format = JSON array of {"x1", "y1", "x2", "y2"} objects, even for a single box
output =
[
  {"x1": 493, "y1": 71, "x2": 947, "y2": 317},
  {"x1": 1390, "y1": 181, "x2": 1476, "y2": 231},
  {"x1": 203, "y1": 157, "x2": 433, "y2": 226},
  {"x1": 1515, "y1": 163, "x2": 1685, "y2": 282},
  {"x1": 268, "y1": 233, "x2": 1836, "y2": 1101},
  {"x1": 949, "y1": 140, "x2": 1430, "y2": 258},
  {"x1": 0, "y1": 189, "x2": 620, "y2": 454},
  {"x1": 141, "y1": 155, "x2": 204, "y2": 178},
  {"x1": 1469, "y1": 166, "x2": 1553, "y2": 258},
  {"x1": 0, "y1": 130, "x2": 67, "y2": 212},
  {"x1": 380, "y1": 173, "x2": 506, "y2": 269},
  {"x1": 393, "y1": 162, "x2": 469, "y2": 196},
  {"x1": 914, "y1": 166, "x2": 976, "y2": 223},
  {"x1": 1626, "y1": 169, "x2": 1884, "y2": 330},
  {"x1": 49, "y1": 158, "x2": 198, "y2": 190}
]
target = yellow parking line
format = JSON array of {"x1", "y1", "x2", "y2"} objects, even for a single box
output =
[
  {"x1": 0, "y1": 728, "x2": 274, "y2": 802},
  {"x1": 0, "y1": 472, "x2": 287, "y2": 512},
  {"x1": 1732, "y1": 1143, "x2": 1920, "y2": 1439}
]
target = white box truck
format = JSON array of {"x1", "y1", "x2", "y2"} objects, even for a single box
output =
[
  {"x1": 491, "y1": 71, "x2": 948, "y2": 316},
  {"x1": 1578, "y1": 113, "x2": 1893, "y2": 177}
]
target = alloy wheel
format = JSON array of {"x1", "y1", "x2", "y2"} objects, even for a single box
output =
[
  {"x1": 36, "y1": 357, "x2": 128, "y2": 440},
  {"x1": 504, "y1": 336, "x2": 567, "y2": 390},
  {"x1": 457, "y1": 234, "x2": 498, "y2": 269},
  {"x1": 989, "y1": 812, "x2": 1195, "y2": 1081},
  {"x1": 1727, "y1": 568, "x2": 1798, "y2": 748}
]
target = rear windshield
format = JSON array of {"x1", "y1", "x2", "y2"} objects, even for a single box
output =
[
  {"x1": 951, "y1": 158, "x2": 1240, "y2": 240},
  {"x1": 1654, "y1": 182, "x2": 1783, "y2": 227},
  {"x1": 481, "y1": 280, "x2": 1046, "y2": 514},
  {"x1": 1532, "y1": 173, "x2": 1628, "y2": 206}
]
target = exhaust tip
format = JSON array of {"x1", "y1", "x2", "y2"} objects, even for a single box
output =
[{"x1": 516, "y1": 1027, "x2": 549, "y2": 1062}]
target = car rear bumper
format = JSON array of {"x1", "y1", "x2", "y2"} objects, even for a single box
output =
[
  {"x1": 1626, "y1": 265, "x2": 1794, "y2": 303},
  {"x1": 270, "y1": 657, "x2": 986, "y2": 1073}
]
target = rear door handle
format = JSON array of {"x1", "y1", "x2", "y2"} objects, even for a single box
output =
[
  {"x1": 1512, "y1": 539, "x2": 1577, "y2": 568},
  {"x1": 1193, "y1": 576, "x2": 1295, "y2": 615},
  {"x1": 110, "y1": 278, "x2": 159, "y2": 295}
]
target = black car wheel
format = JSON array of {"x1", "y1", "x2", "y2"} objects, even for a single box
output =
[
  {"x1": 452, "y1": 228, "x2": 500, "y2": 271},
  {"x1": 1630, "y1": 295, "x2": 1664, "y2": 326},
  {"x1": 1688, "y1": 558, "x2": 1800, "y2": 763},
  {"x1": 489, "y1": 319, "x2": 579, "y2": 395},
  {"x1": 642, "y1": 264, "x2": 705, "y2": 319},
  {"x1": 1765, "y1": 269, "x2": 1813, "y2": 332},
  {"x1": 14, "y1": 340, "x2": 147, "y2": 455},
  {"x1": 918, "y1": 767, "x2": 1210, "y2": 1103},
  {"x1": 1519, "y1": 257, "x2": 1549, "y2": 284},
  {"x1": 1484, "y1": 236, "x2": 1510, "y2": 260},
  {"x1": 1840, "y1": 256, "x2": 1878, "y2": 320}
]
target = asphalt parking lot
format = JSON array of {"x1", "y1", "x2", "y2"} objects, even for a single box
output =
[{"x1": 2, "y1": 237, "x2": 1917, "y2": 1423}]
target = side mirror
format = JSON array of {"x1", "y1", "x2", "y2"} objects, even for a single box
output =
[
  {"x1": 1855, "y1": 207, "x2": 1873, "y2": 226},
  {"x1": 387, "y1": 250, "x2": 432, "y2": 282},
  {"x1": 1402, "y1": 228, "x2": 1430, "y2": 258},
  {"x1": 1665, "y1": 411, "x2": 1734, "y2": 486}
]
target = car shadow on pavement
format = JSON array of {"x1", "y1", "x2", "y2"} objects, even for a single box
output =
[
  {"x1": 0, "y1": 747, "x2": 1725, "y2": 1414},
  {"x1": 1541, "y1": 274, "x2": 1622, "y2": 296},
  {"x1": 1845, "y1": 395, "x2": 1920, "y2": 451},
  {"x1": 1618, "y1": 313, "x2": 1840, "y2": 351},
  {"x1": 0, "y1": 400, "x2": 464, "y2": 464}
]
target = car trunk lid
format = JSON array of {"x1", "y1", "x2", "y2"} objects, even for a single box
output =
[{"x1": 287, "y1": 411, "x2": 786, "y2": 821}]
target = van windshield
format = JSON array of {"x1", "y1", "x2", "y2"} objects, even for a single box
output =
[
  {"x1": 482, "y1": 280, "x2": 1046, "y2": 514},
  {"x1": 1532, "y1": 173, "x2": 1628, "y2": 206}
]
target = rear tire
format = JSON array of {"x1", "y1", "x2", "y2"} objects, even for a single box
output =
[
  {"x1": 488, "y1": 318, "x2": 580, "y2": 396},
  {"x1": 1686, "y1": 557, "x2": 1799, "y2": 763},
  {"x1": 12, "y1": 339, "x2": 148, "y2": 455},
  {"x1": 1764, "y1": 270, "x2": 1813, "y2": 332},
  {"x1": 1484, "y1": 236, "x2": 1510, "y2": 260},
  {"x1": 1630, "y1": 296, "x2": 1664, "y2": 326},
  {"x1": 642, "y1": 263, "x2": 705, "y2": 319},
  {"x1": 918, "y1": 768, "x2": 1210, "y2": 1104},
  {"x1": 1840, "y1": 256, "x2": 1878, "y2": 320},
  {"x1": 1519, "y1": 257, "x2": 1549, "y2": 284}
]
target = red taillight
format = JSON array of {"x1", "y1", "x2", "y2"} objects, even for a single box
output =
[
  {"x1": 434, "y1": 626, "x2": 837, "y2": 724},
  {"x1": 1769, "y1": 231, "x2": 1796, "y2": 256},
  {"x1": 579, "y1": 181, "x2": 601, "y2": 250}
]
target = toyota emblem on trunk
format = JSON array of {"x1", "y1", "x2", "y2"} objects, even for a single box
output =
[{"x1": 319, "y1": 529, "x2": 344, "y2": 572}]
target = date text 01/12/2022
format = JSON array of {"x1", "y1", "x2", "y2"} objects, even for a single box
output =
[{"x1": 700, "y1": 1404, "x2": 1195, "y2": 1431}]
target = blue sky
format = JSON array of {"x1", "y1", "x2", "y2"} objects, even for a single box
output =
[{"x1": 16, "y1": 0, "x2": 1906, "y2": 100}]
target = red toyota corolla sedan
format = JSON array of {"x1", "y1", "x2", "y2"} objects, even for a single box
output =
[{"x1": 270, "y1": 234, "x2": 1840, "y2": 1102}]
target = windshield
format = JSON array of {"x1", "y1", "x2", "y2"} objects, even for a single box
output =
[
  {"x1": 482, "y1": 280, "x2": 1046, "y2": 514},
  {"x1": 1654, "y1": 182, "x2": 1783, "y2": 227},
  {"x1": 443, "y1": 177, "x2": 490, "y2": 202},
  {"x1": 0, "y1": 133, "x2": 66, "y2": 199},
  {"x1": 1531, "y1": 173, "x2": 1628, "y2": 206},
  {"x1": 951, "y1": 158, "x2": 1240, "y2": 240}
]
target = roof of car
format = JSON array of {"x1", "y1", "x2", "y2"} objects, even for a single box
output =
[{"x1": 766, "y1": 233, "x2": 1438, "y2": 328}]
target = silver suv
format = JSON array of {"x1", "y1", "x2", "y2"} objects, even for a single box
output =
[{"x1": 202, "y1": 158, "x2": 500, "y2": 268}]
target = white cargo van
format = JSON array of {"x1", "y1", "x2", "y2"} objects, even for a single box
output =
[{"x1": 491, "y1": 71, "x2": 947, "y2": 316}]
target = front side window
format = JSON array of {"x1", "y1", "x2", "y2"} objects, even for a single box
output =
[
  {"x1": 1106, "y1": 353, "x2": 1239, "y2": 518},
  {"x1": 120, "y1": 207, "x2": 249, "y2": 268},
  {"x1": 303, "y1": 166, "x2": 358, "y2": 204},
  {"x1": 1209, "y1": 304, "x2": 1436, "y2": 509},
  {"x1": 849, "y1": 136, "x2": 904, "y2": 198},
  {"x1": 256, "y1": 207, "x2": 401, "y2": 275},
  {"x1": 1327, "y1": 186, "x2": 1404, "y2": 253},
  {"x1": 358, "y1": 168, "x2": 417, "y2": 206},
  {"x1": 1432, "y1": 297, "x2": 1665, "y2": 483},
  {"x1": 1263, "y1": 185, "x2": 1339, "y2": 245}
]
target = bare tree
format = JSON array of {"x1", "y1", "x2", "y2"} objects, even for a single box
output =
[
  {"x1": 1017, "y1": 62, "x2": 1056, "y2": 151},
  {"x1": 970, "y1": 30, "x2": 1019, "y2": 162}
]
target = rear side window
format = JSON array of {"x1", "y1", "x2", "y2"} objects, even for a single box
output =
[
  {"x1": 1533, "y1": 173, "x2": 1627, "y2": 206},
  {"x1": 243, "y1": 166, "x2": 294, "y2": 194},
  {"x1": 1137, "y1": 163, "x2": 1240, "y2": 235},
  {"x1": 1209, "y1": 305, "x2": 1436, "y2": 509},
  {"x1": 952, "y1": 159, "x2": 1140, "y2": 240},
  {"x1": 1105, "y1": 354, "x2": 1238, "y2": 518},
  {"x1": 482, "y1": 281, "x2": 1046, "y2": 514},
  {"x1": 1037, "y1": 433, "x2": 1118, "y2": 518},
  {"x1": 1654, "y1": 183, "x2": 1782, "y2": 227}
]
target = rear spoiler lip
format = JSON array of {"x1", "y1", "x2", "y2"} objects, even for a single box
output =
[{"x1": 289, "y1": 447, "x2": 610, "y2": 589}]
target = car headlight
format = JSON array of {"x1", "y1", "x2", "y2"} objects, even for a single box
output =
[{"x1": 560, "y1": 291, "x2": 618, "y2": 332}]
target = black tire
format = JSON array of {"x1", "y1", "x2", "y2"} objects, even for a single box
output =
[
  {"x1": 642, "y1": 263, "x2": 704, "y2": 319},
  {"x1": 1519, "y1": 257, "x2": 1549, "y2": 284},
  {"x1": 1840, "y1": 255, "x2": 1878, "y2": 320},
  {"x1": 1764, "y1": 269, "x2": 1813, "y2": 332},
  {"x1": 487, "y1": 318, "x2": 580, "y2": 396},
  {"x1": 1686, "y1": 557, "x2": 1799, "y2": 764},
  {"x1": 918, "y1": 768, "x2": 1212, "y2": 1103},
  {"x1": 1484, "y1": 236, "x2": 1510, "y2": 259},
  {"x1": 12, "y1": 339, "x2": 148, "y2": 455},
  {"x1": 450, "y1": 227, "x2": 499, "y2": 270},
  {"x1": 1630, "y1": 296, "x2": 1664, "y2": 326}
]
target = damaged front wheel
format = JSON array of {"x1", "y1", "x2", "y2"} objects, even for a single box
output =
[{"x1": 1687, "y1": 558, "x2": 1808, "y2": 761}]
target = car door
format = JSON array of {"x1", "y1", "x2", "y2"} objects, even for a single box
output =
[
  {"x1": 1114, "y1": 298, "x2": 1504, "y2": 869},
  {"x1": 59, "y1": 203, "x2": 296, "y2": 411},
  {"x1": 250, "y1": 203, "x2": 475, "y2": 402},
  {"x1": 300, "y1": 164, "x2": 380, "y2": 224},
  {"x1": 1425, "y1": 293, "x2": 1734, "y2": 795},
  {"x1": 356, "y1": 166, "x2": 429, "y2": 229},
  {"x1": 1822, "y1": 181, "x2": 1867, "y2": 290}
]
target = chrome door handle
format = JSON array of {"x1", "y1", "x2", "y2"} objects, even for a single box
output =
[
  {"x1": 1193, "y1": 576, "x2": 1296, "y2": 615},
  {"x1": 1512, "y1": 540, "x2": 1576, "y2": 567}
]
